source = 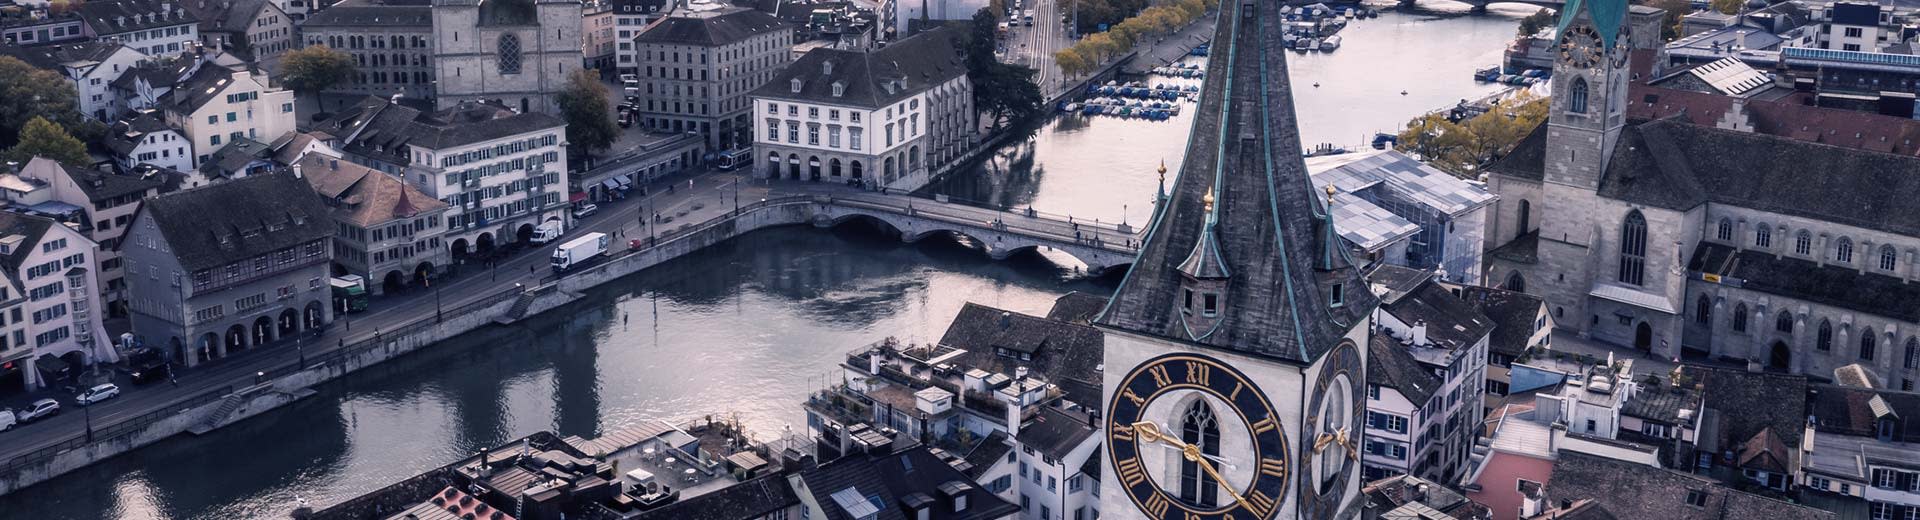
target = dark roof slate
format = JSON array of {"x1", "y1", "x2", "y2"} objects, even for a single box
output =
[
  {"x1": 1694, "y1": 366, "x2": 1810, "y2": 454},
  {"x1": 300, "y1": 0, "x2": 433, "y2": 27},
  {"x1": 634, "y1": 7, "x2": 788, "y2": 46},
  {"x1": 797, "y1": 446, "x2": 1019, "y2": 520},
  {"x1": 959, "y1": 430, "x2": 1012, "y2": 479},
  {"x1": 752, "y1": 26, "x2": 966, "y2": 109},
  {"x1": 0, "y1": 41, "x2": 126, "y2": 71},
  {"x1": 1689, "y1": 242, "x2": 1920, "y2": 322},
  {"x1": 1096, "y1": 0, "x2": 1376, "y2": 364},
  {"x1": 1455, "y1": 285, "x2": 1546, "y2": 359},
  {"x1": 1044, "y1": 291, "x2": 1108, "y2": 324},
  {"x1": 141, "y1": 173, "x2": 333, "y2": 272},
  {"x1": 1621, "y1": 381, "x2": 1703, "y2": 426},
  {"x1": 0, "y1": 211, "x2": 55, "y2": 273},
  {"x1": 1809, "y1": 384, "x2": 1920, "y2": 442},
  {"x1": 1014, "y1": 406, "x2": 1095, "y2": 462},
  {"x1": 1366, "y1": 333, "x2": 1441, "y2": 406},
  {"x1": 1545, "y1": 451, "x2": 1835, "y2": 520},
  {"x1": 79, "y1": 0, "x2": 197, "y2": 35},
  {"x1": 940, "y1": 303, "x2": 1104, "y2": 407},
  {"x1": 54, "y1": 161, "x2": 164, "y2": 203},
  {"x1": 313, "y1": 97, "x2": 564, "y2": 160}
]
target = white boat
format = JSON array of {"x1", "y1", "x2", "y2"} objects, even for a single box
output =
[{"x1": 1319, "y1": 35, "x2": 1342, "y2": 51}]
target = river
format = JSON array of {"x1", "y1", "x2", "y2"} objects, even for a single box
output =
[{"x1": 0, "y1": 5, "x2": 1529, "y2": 519}]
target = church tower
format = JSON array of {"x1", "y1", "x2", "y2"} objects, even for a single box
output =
[
  {"x1": 1542, "y1": 0, "x2": 1632, "y2": 192},
  {"x1": 432, "y1": 0, "x2": 584, "y2": 115},
  {"x1": 1094, "y1": 0, "x2": 1376, "y2": 518}
]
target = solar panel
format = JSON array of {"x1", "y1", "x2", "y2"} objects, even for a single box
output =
[
  {"x1": 1690, "y1": 57, "x2": 1772, "y2": 96},
  {"x1": 830, "y1": 487, "x2": 881, "y2": 518}
]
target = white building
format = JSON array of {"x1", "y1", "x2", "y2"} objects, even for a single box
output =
[
  {"x1": 0, "y1": 42, "x2": 148, "y2": 123},
  {"x1": 158, "y1": 61, "x2": 295, "y2": 168},
  {"x1": 104, "y1": 111, "x2": 194, "y2": 174},
  {"x1": 1803, "y1": 385, "x2": 1920, "y2": 519},
  {"x1": 609, "y1": 0, "x2": 670, "y2": 74},
  {"x1": 0, "y1": 209, "x2": 112, "y2": 392},
  {"x1": 751, "y1": 26, "x2": 973, "y2": 191},
  {"x1": 1811, "y1": 2, "x2": 1887, "y2": 52},
  {"x1": 1362, "y1": 265, "x2": 1491, "y2": 484},
  {"x1": 634, "y1": 5, "x2": 791, "y2": 151},
  {"x1": 79, "y1": 0, "x2": 199, "y2": 57},
  {"x1": 5, "y1": 158, "x2": 168, "y2": 321},
  {"x1": 313, "y1": 97, "x2": 570, "y2": 258},
  {"x1": 183, "y1": 0, "x2": 298, "y2": 60}
]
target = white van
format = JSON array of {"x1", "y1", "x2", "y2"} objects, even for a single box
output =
[{"x1": 0, "y1": 407, "x2": 14, "y2": 432}]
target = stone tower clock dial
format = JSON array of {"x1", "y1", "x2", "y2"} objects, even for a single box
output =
[
  {"x1": 1106, "y1": 353, "x2": 1292, "y2": 519},
  {"x1": 1298, "y1": 341, "x2": 1364, "y2": 519},
  {"x1": 1559, "y1": 24, "x2": 1604, "y2": 68}
]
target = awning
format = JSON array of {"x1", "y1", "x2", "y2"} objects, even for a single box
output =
[
  {"x1": 1588, "y1": 283, "x2": 1678, "y2": 315},
  {"x1": 601, "y1": 179, "x2": 621, "y2": 190},
  {"x1": 34, "y1": 353, "x2": 69, "y2": 375},
  {"x1": 616, "y1": 176, "x2": 633, "y2": 188},
  {"x1": 569, "y1": 192, "x2": 588, "y2": 203}
]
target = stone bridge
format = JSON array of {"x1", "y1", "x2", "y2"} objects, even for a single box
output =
[
  {"x1": 1395, "y1": 0, "x2": 1564, "y2": 11},
  {"x1": 805, "y1": 194, "x2": 1145, "y2": 274}
]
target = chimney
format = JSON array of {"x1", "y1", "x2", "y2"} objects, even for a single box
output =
[
  {"x1": 1410, "y1": 321, "x2": 1428, "y2": 347},
  {"x1": 999, "y1": 311, "x2": 1011, "y2": 330},
  {"x1": 291, "y1": 162, "x2": 303, "y2": 179},
  {"x1": 1413, "y1": 483, "x2": 1429, "y2": 503}
]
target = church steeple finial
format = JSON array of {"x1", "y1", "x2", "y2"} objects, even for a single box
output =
[{"x1": 1157, "y1": 160, "x2": 1169, "y2": 203}]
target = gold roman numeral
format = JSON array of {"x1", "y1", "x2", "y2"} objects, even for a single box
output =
[
  {"x1": 1122, "y1": 388, "x2": 1146, "y2": 407},
  {"x1": 1230, "y1": 381, "x2": 1243, "y2": 400},
  {"x1": 1117, "y1": 457, "x2": 1147, "y2": 487},
  {"x1": 1149, "y1": 365, "x2": 1173, "y2": 387},
  {"x1": 1260, "y1": 458, "x2": 1288, "y2": 479},
  {"x1": 1143, "y1": 492, "x2": 1172, "y2": 517},
  {"x1": 1111, "y1": 422, "x2": 1135, "y2": 442},
  {"x1": 1244, "y1": 489, "x2": 1275, "y2": 517},
  {"x1": 1251, "y1": 416, "x2": 1276, "y2": 435},
  {"x1": 1186, "y1": 361, "x2": 1210, "y2": 386}
]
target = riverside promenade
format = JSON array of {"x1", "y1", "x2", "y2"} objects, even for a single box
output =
[{"x1": 0, "y1": 167, "x2": 1143, "y2": 496}]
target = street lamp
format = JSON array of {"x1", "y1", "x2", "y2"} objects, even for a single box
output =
[{"x1": 83, "y1": 404, "x2": 93, "y2": 443}]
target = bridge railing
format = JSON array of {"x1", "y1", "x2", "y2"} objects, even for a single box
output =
[{"x1": 824, "y1": 196, "x2": 1142, "y2": 254}]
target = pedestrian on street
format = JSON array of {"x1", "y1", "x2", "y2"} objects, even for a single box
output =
[
  {"x1": 530, "y1": 264, "x2": 536, "y2": 275},
  {"x1": 170, "y1": 376, "x2": 179, "y2": 388}
]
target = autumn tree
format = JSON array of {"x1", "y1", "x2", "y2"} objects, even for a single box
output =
[
  {"x1": 1396, "y1": 91, "x2": 1549, "y2": 177},
  {"x1": 0, "y1": 56, "x2": 85, "y2": 148},
  {"x1": 556, "y1": 69, "x2": 619, "y2": 154},
  {"x1": 1710, "y1": 0, "x2": 1743, "y2": 15},
  {"x1": 1517, "y1": 8, "x2": 1554, "y2": 37},
  {"x1": 279, "y1": 45, "x2": 356, "y2": 93},
  {"x1": 6, "y1": 117, "x2": 88, "y2": 165}
]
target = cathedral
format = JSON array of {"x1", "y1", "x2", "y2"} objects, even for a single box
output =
[
  {"x1": 1485, "y1": 0, "x2": 1920, "y2": 389},
  {"x1": 1094, "y1": 0, "x2": 1376, "y2": 517},
  {"x1": 432, "y1": 0, "x2": 585, "y2": 115}
]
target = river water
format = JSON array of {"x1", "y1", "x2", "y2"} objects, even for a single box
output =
[{"x1": 2, "y1": 6, "x2": 1529, "y2": 519}]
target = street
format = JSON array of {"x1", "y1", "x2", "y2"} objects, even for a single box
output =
[{"x1": 1002, "y1": 0, "x2": 1077, "y2": 97}]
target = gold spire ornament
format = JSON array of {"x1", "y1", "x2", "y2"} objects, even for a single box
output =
[{"x1": 1203, "y1": 187, "x2": 1216, "y2": 213}]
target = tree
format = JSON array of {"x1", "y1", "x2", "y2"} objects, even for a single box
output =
[
  {"x1": 1710, "y1": 0, "x2": 1742, "y2": 14},
  {"x1": 967, "y1": 9, "x2": 1046, "y2": 129},
  {"x1": 1517, "y1": 8, "x2": 1555, "y2": 37},
  {"x1": 1642, "y1": 0, "x2": 1690, "y2": 41},
  {"x1": 1395, "y1": 90, "x2": 1549, "y2": 177},
  {"x1": 556, "y1": 69, "x2": 619, "y2": 155},
  {"x1": 6, "y1": 117, "x2": 88, "y2": 165},
  {"x1": 0, "y1": 56, "x2": 83, "y2": 148},
  {"x1": 279, "y1": 45, "x2": 355, "y2": 93}
]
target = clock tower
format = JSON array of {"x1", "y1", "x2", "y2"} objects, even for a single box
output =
[
  {"x1": 1542, "y1": 0, "x2": 1632, "y2": 193},
  {"x1": 1093, "y1": 0, "x2": 1377, "y2": 518}
]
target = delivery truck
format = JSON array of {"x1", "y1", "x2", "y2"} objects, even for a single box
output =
[
  {"x1": 551, "y1": 232, "x2": 610, "y2": 272},
  {"x1": 331, "y1": 275, "x2": 368, "y2": 313}
]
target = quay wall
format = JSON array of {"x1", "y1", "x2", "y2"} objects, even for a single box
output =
[{"x1": 0, "y1": 198, "x2": 824, "y2": 496}]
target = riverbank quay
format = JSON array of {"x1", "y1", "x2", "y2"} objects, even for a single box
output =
[{"x1": 0, "y1": 177, "x2": 1134, "y2": 496}]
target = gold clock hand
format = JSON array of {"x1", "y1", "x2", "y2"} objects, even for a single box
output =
[{"x1": 1183, "y1": 444, "x2": 1250, "y2": 510}]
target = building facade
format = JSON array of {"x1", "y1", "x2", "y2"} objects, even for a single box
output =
[
  {"x1": 610, "y1": 0, "x2": 670, "y2": 74},
  {"x1": 123, "y1": 173, "x2": 334, "y2": 367},
  {"x1": 751, "y1": 27, "x2": 970, "y2": 191},
  {"x1": 431, "y1": 0, "x2": 584, "y2": 115},
  {"x1": 0, "y1": 210, "x2": 112, "y2": 393},
  {"x1": 158, "y1": 61, "x2": 295, "y2": 168},
  {"x1": 314, "y1": 97, "x2": 570, "y2": 259},
  {"x1": 295, "y1": 155, "x2": 450, "y2": 296},
  {"x1": 104, "y1": 111, "x2": 194, "y2": 174},
  {"x1": 298, "y1": 0, "x2": 437, "y2": 108},
  {"x1": 633, "y1": 6, "x2": 791, "y2": 151},
  {"x1": 0, "y1": 41, "x2": 148, "y2": 122},
  {"x1": 8, "y1": 158, "x2": 166, "y2": 320},
  {"x1": 1362, "y1": 266, "x2": 1489, "y2": 485},
  {"x1": 78, "y1": 1, "x2": 199, "y2": 57},
  {"x1": 184, "y1": 0, "x2": 297, "y2": 60}
]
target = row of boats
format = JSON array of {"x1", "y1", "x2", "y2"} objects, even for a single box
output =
[
  {"x1": 1062, "y1": 99, "x2": 1185, "y2": 120},
  {"x1": 1149, "y1": 63, "x2": 1207, "y2": 78},
  {"x1": 1474, "y1": 67, "x2": 1551, "y2": 85},
  {"x1": 1088, "y1": 80, "x2": 1202, "y2": 101},
  {"x1": 1284, "y1": 34, "x2": 1343, "y2": 52}
]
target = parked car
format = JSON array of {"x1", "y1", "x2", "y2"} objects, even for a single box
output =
[
  {"x1": 16, "y1": 398, "x2": 58, "y2": 422},
  {"x1": 76, "y1": 383, "x2": 120, "y2": 406},
  {"x1": 573, "y1": 204, "x2": 600, "y2": 219},
  {"x1": 0, "y1": 408, "x2": 14, "y2": 431}
]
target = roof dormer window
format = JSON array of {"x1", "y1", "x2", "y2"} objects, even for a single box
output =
[
  {"x1": 831, "y1": 81, "x2": 845, "y2": 97},
  {"x1": 790, "y1": 78, "x2": 803, "y2": 93}
]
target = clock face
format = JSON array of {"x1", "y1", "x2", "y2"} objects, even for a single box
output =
[
  {"x1": 1611, "y1": 26, "x2": 1633, "y2": 68},
  {"x1": 1559, "y1": 24, "x2": 1604, "y2": 69},
  {"x1": 1107, "y1": 353, "x2": 1291, "y2": 520},
  {"x1": 1298, "y1": 341, "x2": 1364, "y2": 519}
]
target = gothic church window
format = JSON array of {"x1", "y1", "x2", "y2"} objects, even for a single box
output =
[
  {"x1": 1179, "y1": 399, "x2": 1221, "y2": 507},
  {"x1": 498, "y1": 34, "x2": 522, "y2": 75},
  {"x1": 1733, "y1": 303, "x2": 1748, "y2": 332},
  {"x1": 1756, "y1": 224, "x2": 1772, "y2": 248},
  {"x1": 1795, "y1": 231, "x2": 1812, "y2": 256},
  {"x1": 1777, "y1": 311, "x2": 1794, "y2": 334},
  {"x1": 1881, "y1": 245, "x2": 1898, "y2": 271},
  {"x1": 1862, "y1": 333, "x2": 1877, "y2": 361},
  {"x1": 1836, "y1": 237, "x2": 1854, "y2": 263},
  {"x1": 1618, "y1": 211, "x2": 1647, "y2": 286},
  {"x1": 1570, "y1": 78, "x2": 1589, "y2": 114},
  {"x1": 1716, "y1": 218, "x2": 1733, "y2": 241},
  {"x1": 1695, "y1": 295, "x2": 1711, "y2": 325},
  {"x1": 1906, "y1": 338, "x2": 1918, "y2": 369},
  {"x1": 1818, "y1": 320, "x2": 1833, "y2": 351}
]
